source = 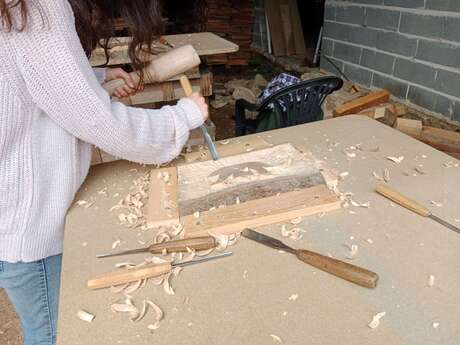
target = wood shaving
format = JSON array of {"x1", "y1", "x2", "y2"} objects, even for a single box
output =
[
  {"x1": 367, "y1": 238, "x2": 374, "y2": 244},
  {"x1": 343, "y1": 150, "x2": 356, "y2": 158},
  {"x1": 372, "y1": 171, "x2": 383, "y2": 181},
  {"x1": 172, "y1": 266, "x2": 183, "y2": 277},
  {"x1": 430, "y1": 200, "x2": 443, "y2": 207},
  {"x1": 163, "y1": 273, "x2": 175, "y2": 295},
  {"x1": 157, "y1": 171, "x2": 170, "y2": 183},
  {"x1": 208, "y1": 231, "x2": 230, "y2": 250},
  {"x1": 193, "y1": 211, "x2": 200, "y2": 218},
  {"x1": 76, "y1": 200, "x2": 88, "y2": 206},
  {"x1": 243, "y1": 270, "x2": 248, "y2": 279},
  {"x1": 428, "y1": 274, "x2": 435, "y2": 287},
  {"x1": 270, "y1": 334, "x2": 283, "y2": 344},
  {"x1": 220, "y1": 140, "x2": 230, "y2": 145},
  {"x1": 124, "y1": 280, "x2": 143, "y2": 294},
  {"x1": 112, "y1": 239, "x2": 121, "y2": 249},
  {"x1": 368, "y1": 312, "x2": 386, "y2": 329},
  {"x1": 77, "y1": 310, "x2": 95, "y2": 323},
  {"x1": 288, "y1": 294, "x2": 298, "y2": 301},
  {"x1": 281, "y1": 224, "x2": 304, "y2": 240},
  {"x1": 345, "y1": 243, "x2": 358, "y2": 259},
  {"x1": 414, "y1": 167, "x2": 425, "y2": 175},
  {"x1": 387, "y1": 156, "x2": 404, "y2": 164},
  {"x1": 110, "y1": 283, "x2": 130, "y2": 293},
  {"x1": 432, "y1": 322, "x2": 440, "y2": 329},
  {"x1": 290, "y1": 217, "x2": 303, "y2": 225},
  {"x1": 383, "y1": 168, "x2": 390, "y2": 182},
  {"x1": 339, "y1": 172, "x2": 349, "y2": 180},
  {"x1": 111, "y1": 297, "x2": 140, "y2": 321}
]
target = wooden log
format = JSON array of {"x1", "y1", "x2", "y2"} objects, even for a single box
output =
[
  {"x1": 421, "y1": 126, "x2": 460, "y2": 154},
  {"x1": 395, "y1": 118, "x2": 423, "y2": 137},
  {"x1": 333, "y1": 90, "x2": 390, "y2": 117}
]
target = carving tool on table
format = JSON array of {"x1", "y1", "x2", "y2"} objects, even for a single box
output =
[
  {"x1": 376, "y1": 184, "x2": 460, "y2": 235},
  {"x1": 88, "y1": 251, "x2": 232, "y2": 290},
  {"x1": 180, "y1": 75, "x2": 219, "y2": 161},
  {"x1": 96, "y1": 236, "x2": 217, "y2": 259},
  {"x1": 242, "y1": 229, "x2": 379, "y2": 289}
]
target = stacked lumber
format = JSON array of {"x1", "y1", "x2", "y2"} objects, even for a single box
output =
[
  {"x1": 195, "y1": 0, "x2": 255, "y2": 66},
  {"x1": 265, "y1": 0, "x2": 307, "y2": 57},
  {"x1": 395, "y1": 119, "x2": 460, "y2": 159}
]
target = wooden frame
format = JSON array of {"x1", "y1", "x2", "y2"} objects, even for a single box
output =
[{"x1": 147, "y1": 141, "x2": 341, "y2": 236}]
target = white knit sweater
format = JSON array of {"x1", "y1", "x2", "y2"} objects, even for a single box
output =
[{"x1": 0, "y1": 1, "x2": 204, "y2": 262}]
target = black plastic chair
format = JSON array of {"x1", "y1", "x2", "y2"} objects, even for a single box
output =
[{"x1": 234, "y1": 76, "x2": 343, "y2": 136}]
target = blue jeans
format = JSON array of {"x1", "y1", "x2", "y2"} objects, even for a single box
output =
[{"x1": 0, "y1": 254, "x2": 62, "y2": 345}]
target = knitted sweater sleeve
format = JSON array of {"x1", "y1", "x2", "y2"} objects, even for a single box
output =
[{"x1": 8, "y1": 2, "x2": 204, "y2": 165}]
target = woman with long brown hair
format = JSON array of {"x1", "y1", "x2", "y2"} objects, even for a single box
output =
[{"x1": 0, "y1": 1, "x2": 208, "y2": 344}]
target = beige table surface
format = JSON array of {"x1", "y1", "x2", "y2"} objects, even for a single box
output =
[
  {"x1": 58, "y1": 116, "x2": 460, "y2": 345},
  {"x1": 90, "y1": 32, "x2": 239, "y2": 66}
]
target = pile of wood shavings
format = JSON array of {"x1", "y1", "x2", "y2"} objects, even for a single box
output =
[{"x1": 110, "y1": 172, "x2": 150, "y2": 229}]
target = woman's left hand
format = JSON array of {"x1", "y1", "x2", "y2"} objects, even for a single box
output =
[{"x1": 105, "y1": 68, "x2": 139, "y2": 98}]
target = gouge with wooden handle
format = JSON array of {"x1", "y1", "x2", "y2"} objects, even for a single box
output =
[
  {"x1": 88, "y1": 252, "x2": 232, "y2": 290},
  {"x1": 241, "y1": 229, "x2": 379, "y2": 289},
  {"x1": 179, "y1": 75, "x2": 218, "y2": 161},
  {"x1": 375, "y1": 184, "x2": 460, "y2": 235},
  {"x1": 242, "y1": 229, "x2": 379, "y2": 289},
  {"x1": 96, "y1": 236, "x2": 216, "y2": 259}
]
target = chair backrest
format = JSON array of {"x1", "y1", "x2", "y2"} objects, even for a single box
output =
[{"x1": 258, "y1": 76, "x2": 343, "y2": 127}]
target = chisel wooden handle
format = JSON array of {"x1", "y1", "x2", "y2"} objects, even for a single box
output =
[
  {"x1": 295, "y1": 249, "x2": 379, "y2": 289},
  {"x1": 375, "y1": 184, "x2": 430, "y2": 217},
  {"x1": 87, "y1": 263, "x2": 171, "y2": 290},
  {"x1": 147, "y1": 236, "x2": 216, "y2": 254},
  {"x1": 180, "y1": 75, "x2": 194, "y2": 96}
]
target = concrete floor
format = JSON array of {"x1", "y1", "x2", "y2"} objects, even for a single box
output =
[{"x1": 0, "y1": 289, "x2": 22, "y2": 345}]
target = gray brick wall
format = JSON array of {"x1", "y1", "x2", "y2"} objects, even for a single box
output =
[
  {"x1": 322, "y1": 0, "x2": 460, "y2": 122},
  {"x1": 252, "y1": 0, "x2": 269, "y2": 51}
]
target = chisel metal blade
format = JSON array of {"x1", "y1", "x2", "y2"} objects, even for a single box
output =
[
  {"x1": 429, "y1": 214, "x2": 460, "y2": 235},
  {"x1": 174, "y1": 251, "x2": 233, "y2": 268},
  {"x1": 200, "y1": 124, "x2": 218, "y2": 161},
  {"x1": 241, "y1": 229, "x2": 295, "y2": 254}
]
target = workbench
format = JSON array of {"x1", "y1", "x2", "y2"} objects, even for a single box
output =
[{"x1": 58, "y1": 116, "x2": 460, "y2": 345}]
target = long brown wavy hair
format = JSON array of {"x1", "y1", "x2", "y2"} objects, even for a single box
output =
[{"x1": 1, "y1": 0, "x2": 165, "y2": 83}]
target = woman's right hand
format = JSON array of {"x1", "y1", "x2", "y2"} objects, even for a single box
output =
[{"x1": 188, "y1": 93, "x2": 209, "y2": 121}]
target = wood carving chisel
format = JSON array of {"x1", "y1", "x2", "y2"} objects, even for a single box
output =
[
  {"x1": 96, "y1": 236, "x2": 217, "y2": 258},
  {"x1": 242, "y1": 229, "x2": 379, "y2": 289},
  {"x1": 375, "y1": 184, "x2": 460, "y2": 235},
  {"x1": 88, "y1": 251, "x2": 233, "y2": 290},
  {"x1": 180, "y1": 75, "x2": 219, "y2": 161}
]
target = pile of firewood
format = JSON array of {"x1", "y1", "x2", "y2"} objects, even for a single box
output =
[{"x1": 195, "y1": 0, "x2": 255, "y2": 66}]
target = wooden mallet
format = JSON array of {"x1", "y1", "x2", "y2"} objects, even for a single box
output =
[{"x1": 102, "y1": 44, "x2": 201, "y2": 95}]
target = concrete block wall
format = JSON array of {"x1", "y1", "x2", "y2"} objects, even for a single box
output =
[
  {"x1": 322, "y1": 0, "x2": 460, "y2": 122},
  {"x1": 252, "y1": 0, "x2": 269, "y2": 51}
]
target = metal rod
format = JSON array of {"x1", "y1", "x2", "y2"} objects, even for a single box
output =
[
  {"x1": 313, "y1": 26, "x2": 323, "y2": 66},
  {"x1": 429, "y1": 214, "x2": 460, "y2": 235},
  {"x1": 96, "y1": 248, "x2": 148, "y2": 259},
  {"x1": 174, "y1": 252, "x2": 233, "y2": 268}
]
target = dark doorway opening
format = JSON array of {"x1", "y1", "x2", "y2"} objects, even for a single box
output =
[{"x1": 297, "y1": 0, "x2": 325, "y2": 66}]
